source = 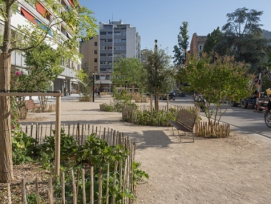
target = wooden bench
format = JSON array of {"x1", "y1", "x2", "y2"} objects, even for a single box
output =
[
  {"x1": 25, "y1": 99, "x2": 41, "y2": 113},
  {"x1": 168, "y1": 109, "x2": 198, "y2": 142}
]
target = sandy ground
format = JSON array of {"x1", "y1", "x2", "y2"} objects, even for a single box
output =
[{"x1": 20, "y1": 95, "x2": 271, "y2": 204}]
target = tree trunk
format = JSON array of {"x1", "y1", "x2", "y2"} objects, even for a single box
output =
[
  {"x1": 155, "y1": 94, "x2": 159, "y2": 111},
  {"x1": 0, "y1": 53, "x2": 13, "y2": 183}
]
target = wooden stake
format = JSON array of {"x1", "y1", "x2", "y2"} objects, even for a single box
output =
[
  {"x1": 55, "y1": 94, "x2": 61, "y2": 176},
  {"x1": 61, "y1": 172, "x2": 65, "y2": 204},
  {"x1": 82, "y1": 169, "x2": 86, "y2": 204}
]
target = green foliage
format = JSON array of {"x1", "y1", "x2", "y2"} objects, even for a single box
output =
[
  {"x1": 100, "y1": 103, "x2": 115, "y2": 112},
  {"x1": 203, "y1": 27, "x2": 224, "y2": 56},
  {"x1": 132, "y1": 162, "x2": 149, "y2": 187},
  {"x1": 181, "y1": 53, "x2": 254, "y2": 123},
  {"x1": 12, "y1": 131, "x2": 38, "y2": 164},
  {"x1": 76, "y1": 70, "x2": 93, "y2": 98},
  {"x1": 112, "y1": 58, "x2": 144, "y2": 89},
  {"x1": 10, "y1": 126, "x2": 146, "y2": 203},
  {"x1": 219, "y1": 7, "x2": 269, "y2": 73},
  {"x1": 27, "y1": 193, "x2": 45, "y2": 204},
  {"x1": 173, "y1": 21, "x2": 189, "y2": 66},
  {"x1": 132, "y1": 109, "x2": 178, "y2": 126},
  {"x1": 144, "y1": 49, "x2": 176, "y2": 95}
]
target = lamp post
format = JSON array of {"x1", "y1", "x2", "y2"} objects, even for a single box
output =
[{"x1": 92, "y1": 72, "x2": 95, "y2": 102}]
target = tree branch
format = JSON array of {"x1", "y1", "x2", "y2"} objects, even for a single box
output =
[{"x1": 0, "y1": 7, "x2": 7, "y2": 20}]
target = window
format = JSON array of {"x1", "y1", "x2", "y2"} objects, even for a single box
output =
[
  {"x1": 121, "y1": 39, "x2": 126, "y2": 43},
  {"x1": 108, "y1": 54, "x2": 112, "y2": 57},
  {"x1": 100, "y1": 32, "x2": 106, "y2": 35},
  {"x1": 115, "y1": 39, "x2": 121, "y2": 43},
  {"x1": 94, "y1": 42, "x2": 97, "y2": 46},
  {"x1": 108, "y1": 32, "x2": 112, "y2": 35},
  {"x1": 100, "y1": 61, "x2": 106, "y2": 64},
  {"x1": 106, "y1": 75, "x2": 110, "y2": 80},
  {"x1": 100, "y1": 46, "x2": 106, "y2": 50},
  {"x1": 108, "y1": 46, "x2": 112, "y2": 50},
  {"x1": 114, "y1": 32, "x2": 121, "y2": 35},
  {"x1": 94, "y1": 50, "x2": 97, "y2": 54},
  {"x1": 94, "y1": 58, "x2": 97, "y2": 62},
  {"x1": 100, "y1": 39, "x2": 106, "y2": 42},
  {"x1": 108, "y1": 39, "x2": 112, "y2": 42},
  {"x1": 100, "y1": 68, "x2": 106, "y2": 72},
  {"x1": 100, "y1": 53, "x2": 106, "y2": 57}
]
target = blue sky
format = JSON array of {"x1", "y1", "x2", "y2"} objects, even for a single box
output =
[{"x1": 79, "y1": 0, "x2": 271, "y2": 57}]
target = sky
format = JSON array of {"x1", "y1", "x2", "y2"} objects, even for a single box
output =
[{"x1": 79, "y1": 0, "x2": 271, "y2": 57}]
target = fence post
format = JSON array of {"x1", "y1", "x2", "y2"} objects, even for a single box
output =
[
  {"x1": 22, "y1": 178, "x2": 27, "y2": 204},
  {"x1": 35, "y1": 178, "x2": 40, "y2": 204},
  {"x1": 48, "y1": 177, "x2": 54, "y2": 204},
  {"x1": 71, "y1": 170, "x2": 77, "y2": 204},
  {"x1": 82, "y1": 169, "x2": 86, "y2": 204},
  {"x1": 55, "y1": 93, "x2": 61, "y2": 176},
  {"x1": 7, "y1": 183, "x2": 11, "y2": 204},
  {"x1": 98, "y1": 167, "x2": 103, "y2": 204},
  {"x1": 90, "y1": 166, "x2": 94, "y2": 204},
  {"x1": 61, "y1": 172, "x2": 65, "y2": 204}
]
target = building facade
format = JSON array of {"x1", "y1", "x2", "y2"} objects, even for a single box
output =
[
  {"x1": 190, "y1": 33, "x2": 207, "y2": 58},
  {"x1": 80, "y1": 36, "x2": 99, "y2": 74},
  {"x1": 98, "y1": 20, "x2": 141, "y2": 91},
  {"x1": 0, "y1": 0, "x2": 81, "y2": 95}
]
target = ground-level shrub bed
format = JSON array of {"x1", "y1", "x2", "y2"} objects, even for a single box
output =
[
  {"x1": 2, "y1": 129, "x2": 148, "y2": 203},
  {"x1": 131, "y1": 108, "x2": 178, "y2": 126}
]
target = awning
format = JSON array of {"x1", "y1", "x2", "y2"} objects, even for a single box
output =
[
  {"x1": 68, "y1": 0, "x2": 74, "y2": 6},
  {"x1": 95, "y1": 80, "x2": 112, "y2": 85},
  {"x1": 36, "y1": 2, "x2": 46, "y2": 16},
  {"x1": 57, "y1": 76, "x2": 66, "y2": 79},
  {"x1": 21, "y1": 8, "x2": 37, "y2": 25}
]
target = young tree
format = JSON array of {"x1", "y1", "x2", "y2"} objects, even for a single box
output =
[
  {"x1": 182, "y1": 53, "x2": 254, "y2": 123},
  {"x1": 144, "y1": 48, "x2": 175, "y2": 111},
  {"x1": 0, "y1": 0, "x2": 97, "y2": 182},
  {"x1": 173, "y1": 21, "x2": 189, "y2": 66},
  {"x1": 112, "y1": 58, "x2": 143, "y2": 92}
]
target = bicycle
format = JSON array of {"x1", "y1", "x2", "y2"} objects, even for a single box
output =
[{"x1": 264, "y1": 111, "x2": 271, "y2": 128}]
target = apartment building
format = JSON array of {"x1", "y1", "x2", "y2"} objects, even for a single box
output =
[
  {"x1": 190, "y1": 33, "x2": 207, "y2": 58},
  {"x1": 80, "y1": 36, "x2": 99, "y2": 75},
  {"x1": 98, "y1": 20, "x2": 141, "y2": 91},
  {"x1": 0, "y1": 0, "x2": 80, "y2": 95}
]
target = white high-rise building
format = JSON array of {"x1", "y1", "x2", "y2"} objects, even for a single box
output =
[{"x1": 97, "y1": 20, "x2": 141, "y2": 91}]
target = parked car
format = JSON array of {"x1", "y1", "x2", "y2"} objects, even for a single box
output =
[{"x1": 159, "y1": 92, "x2": 176, "y2": 100}]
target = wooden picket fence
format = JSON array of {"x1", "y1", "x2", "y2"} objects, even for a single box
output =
[
  {"x1": 194, "y1": 121, "x2": 230, "y2": 138},
  {"x1": 4, "y1": 123, "x2": 136, "y2": 204},
  {"x1": 5, "y1": 158, "x2": 135, "y2": 203},
  {"x1": 19, "y1": 123, "x2": 129, "y2": 145}
]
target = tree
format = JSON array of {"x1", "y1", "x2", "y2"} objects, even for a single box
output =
[
  {"x1": 203, "y1": 27, "x2": 225, "y2": 56},
  {"x1": 173, "y1": 21, "x2": 189, "y2": 66},
  {"x1": 181, "y1": 53, "x2": 254, "y2": 123},
  {"x1": 220, "y1": 7, "x2": 269, "y2": 72},
  {"x1": 0, "y1": 0, "x2": 97, "y2": 182},
  {"x1": 144, "y1": 48, "x2": 175, "y2": 111},
  {"x1": 112, "y1": 58, "x2": 143, "y2": 91}
]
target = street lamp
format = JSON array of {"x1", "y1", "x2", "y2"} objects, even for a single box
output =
[{"x1": 92, "y1": 72, "x2": 95, "y2": 102}]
